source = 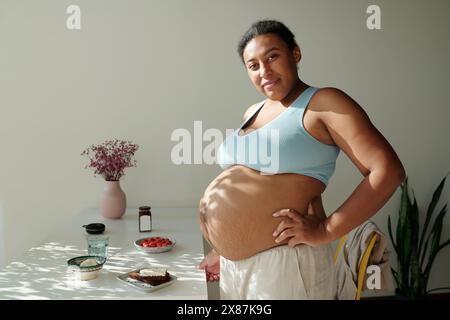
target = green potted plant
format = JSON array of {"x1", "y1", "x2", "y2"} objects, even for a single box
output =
[{"x1": 388, "y1": 173, "x2": 450, "y2": 299}]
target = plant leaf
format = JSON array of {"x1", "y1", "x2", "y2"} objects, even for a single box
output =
[
  {"x1": 388, "y1": 215, "x2": 397, "y2": 252},
  {"x1": 391, "y1": 268, "x2": 400, "y2": 290},
  {"x1": 430, "y1": 238, "x2": 450, "y2": 270},
  {"x1": 419, "y1": 174, "x2": 448, "y2": 257},
  {"x1": 437, "y1": 238, "x2": 450, "y2": 252},
  {"x1": 397, "y1": 179, "x2": 409, "y2": 284},
  {"x1": 397, "y1": 180, "x2": 408, "y2": 245},
  {"x1": 409, "y1": 193, "x2": 422, "y2": 297},
  {"x1": 426, "y1": 286, "x2": 450, "y2": 294},
  {"x1": 420, "y1": 204, "x2": 447, "y2": 272},
  {"x1": 410, "y1": 191, "x2": 419, "y2": 250},
  {"x1": 401, "y1": 190, "x2": 413, "y2": 288},
  {"x1": 409, "y1": 244, "x2": 422, "y2": 298},
  {"x1": 423, "y1": 205, "x2": 447, "y2": 286},
  {"x1": 420, "y1": 236, "x2": 431, "y2": 270}
]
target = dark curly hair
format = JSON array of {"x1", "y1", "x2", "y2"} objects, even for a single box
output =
[{"x1": 237, "y1": 20, "x2": 298, "y2": 63}]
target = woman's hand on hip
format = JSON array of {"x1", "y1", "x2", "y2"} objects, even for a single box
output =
[
  {"x1": 272, "y1": 208, "x2": 329, "y2": 247},
  {"x1": 198, "y1": 249, "x2": 220, "y2": 282}
]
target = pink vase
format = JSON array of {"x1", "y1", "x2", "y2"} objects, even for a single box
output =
[{"x1": 100, "y1": 180, "x2": 126, "y2": 219}]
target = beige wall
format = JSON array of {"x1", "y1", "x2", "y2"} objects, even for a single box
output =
[{"x1": 1, "y1": 0, "x2": 449, "y2": 296}]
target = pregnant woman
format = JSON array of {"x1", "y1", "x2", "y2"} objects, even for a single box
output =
[{"x1": 198, "y1": 20, "x2": 405, "y2": 299}]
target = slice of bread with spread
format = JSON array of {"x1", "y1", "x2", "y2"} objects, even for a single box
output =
[{"x1": 128, "y1": 267, "x2": 171, "y2": 286}]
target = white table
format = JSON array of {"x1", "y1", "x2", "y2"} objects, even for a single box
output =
[{"x1": 0, "y1": 207, "x2": 208, "y2": 300}]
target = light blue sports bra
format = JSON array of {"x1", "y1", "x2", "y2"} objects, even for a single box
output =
[{"x1": 216, "y1": 86, "x2": 340, "y2": 186}]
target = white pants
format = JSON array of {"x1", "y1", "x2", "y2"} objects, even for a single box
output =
[{"x1": 220, "y1": 244, "x2": 336, "y2": 300}]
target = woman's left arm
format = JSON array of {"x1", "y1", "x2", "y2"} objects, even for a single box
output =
[{"x1": 273, "y1": 87, "x2": 406, "y2": 246}]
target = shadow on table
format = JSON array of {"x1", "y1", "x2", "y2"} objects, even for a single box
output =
[{"x1": 0, "y1": 242, "x2": 206, "y2": 299}]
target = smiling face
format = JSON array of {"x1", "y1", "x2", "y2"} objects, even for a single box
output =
[{"x1": 242, "y1": 33, "x2": 301, "y2": 101}]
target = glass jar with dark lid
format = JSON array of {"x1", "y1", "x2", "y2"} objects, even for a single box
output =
[{"x1": 139, "y1": 206, "x2": 152, "y2": 232}]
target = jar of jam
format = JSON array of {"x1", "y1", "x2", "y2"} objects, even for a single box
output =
[{"x1": 138, "y1": 206, "x2": 152, "y2": 232}]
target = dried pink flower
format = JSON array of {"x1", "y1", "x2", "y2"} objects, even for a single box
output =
[{"x1": 81, "y1": 139, "x2": 139, "y2": 181}]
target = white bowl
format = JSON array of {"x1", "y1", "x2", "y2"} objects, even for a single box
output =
[
  {"x1": 76, "y1": 268, "x2": 101, "y2": 281},
  {"x1": 134, "y1": 237, "x2": 176, "y2": 254},
  {"x1": 67, "y1": 256, "x2": 106, "y2": 281}
]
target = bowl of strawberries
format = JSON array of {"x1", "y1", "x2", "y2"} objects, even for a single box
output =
[{"x1": 134, "y1": 236, "x2": 176, "y2": 253}]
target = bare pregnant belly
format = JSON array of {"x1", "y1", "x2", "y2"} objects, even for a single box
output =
[{"x1": 199, "y1": 165, "x2": 326, "y2": 261}]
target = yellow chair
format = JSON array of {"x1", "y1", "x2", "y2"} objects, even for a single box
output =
[{"x1": 333, "y1": 232, "x2": 379, "y2": 300}]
